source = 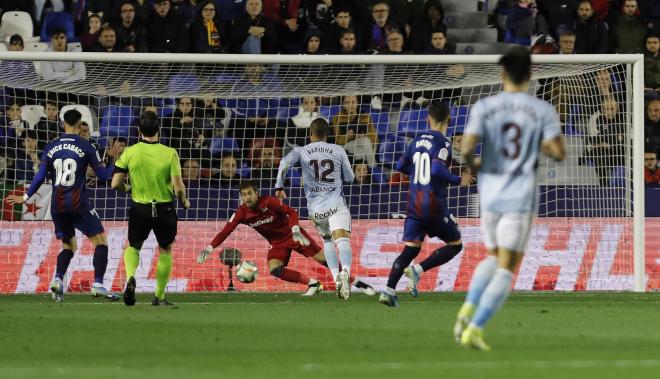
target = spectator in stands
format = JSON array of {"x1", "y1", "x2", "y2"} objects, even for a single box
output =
[
  {"x1": 198, "y1": 97, "x2": 227, "y2": 135},
  {"x1": 0, "y1": 99, "x2": 27, "y2": 158},
  {"x1": 41, "y1": 28, "x2": 86, "y2": 83},
  {"x1": 285, "y1": 96, "x2": 319, "y2": 149},
  {"x1": 232, "y1": 0, "x2": 278, "y2": 54},
  {"x1": 249, "y1": 138, "x2": 282, "y2": 187},
  {"x1": 572, "y1": 0, "x2": 609, "y2": 53},
  {"x1": 344, "y1": 122, "x2": 377, "y2": 167},
  {"x1": 86, "y1": 0, "x2": 124, "y2": 24},
  {"x1": 645, "y1": 150, "x2": 660, "y2": 186},
  {"x1": 450, "y1": 131, "x2": 465, "y2": 174},
  {"x1": 12, "y1": 130, "x2": 41, "y2": 182},
  {"x1": 8, "y1": 34, "x2": 24, "y2": 51},
  {"x1": 191, "y1": 0, "x2": 229, "y2": 53},
  {"x1": 213, "y1": 152, "x2": 241, "y2": 187},
  {"x1": 182, "y1": 158, "x2": 208, "y2": 187},
  {"x1": 383, "y1": 29, "x2": 408, "y2": 54},
  {"x1": 424, "y1": 27, "x2": 454, "y2": 54},
  {"x1": 585, "y1": 96, "x2": 626, "y2": 186},
  {"x1": 263, "y1": 0, "x2": 302, "y2": 53},
  {"x1": 409, "y1": 0, "x2": 445, "y2": 54},
  {"x1": 35, "y1": 0, "x2": 65, "y2": 25},
  {"x1": 147, "y1": 0, "x2": 190, "y2": 53},
  {"x1": 590, "y1": 0, "x2": 610, "y2": 21},
  {"x1": 92, "y1": 25, "x2": 120, "y2": 52},
  {"x1": 324, "y1": 6, "x2": 358, "y2": 53},
  {"x1": 81, "y1": 13, "x2": 103, "y2": 51},
  {"x1": 558, "y1": 30, "x2": 577, "y2": 53},
  {"x1": 302, "y1": 27, "x2": 324, "y2": 54},
  {"x1": 166, "y1": 97, "x2": 209, "y2": 160},
  {"x1": 337, "y1": 28, "x2": 359, "y2": 54},
  {"x1": 177, "y1": 0, "x2": 203, "y2": 26},
  {"x1": 331, "y1": 95, "x2": 377, "y2": 146},
  {"x1": 613, "y1": 0, "x2": 647, "y2": 54},
  {"x1": 506, "y1": 0, "x2": 550, "y2": 45},
  {"x1": 641, "y1": 0, "x2": 660, "y2": 32},
  {"x1": 352, "y1": 160, "x2": 372, "y2": 185},
  {"x1": 115, "y1": 1, "x2": 148, "y2": 52},
  {"x1": 361, "y1": 1, "x2": 402, "y2": 52},
  {"x1": 215, "y1": 0, "x2": 246, "y2": 22},
  {"x1": 79, "y1": 121, "x2": 101, "y2": 153},
  {"x1": 536, "y1": 0, "x2": 579, "y2": 36},
  {"x1": 305, "y1": 0, "x2": 340, "y2": 31},
  {"x1": 645, "y1": 99, "x2": 660, "y2": 152},
  {"x1": 645, "y1": 33, "x2": 660, "y2": 95},
  {"x1": 34, "y1": 100, "x2": 62, "y2": 144}
]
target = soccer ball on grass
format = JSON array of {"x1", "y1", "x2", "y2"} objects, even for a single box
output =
[{"x1": 235, "y1": 260, "x2": 258, "y2": 283}]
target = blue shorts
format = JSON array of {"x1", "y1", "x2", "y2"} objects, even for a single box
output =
[
  {"x1": 402, "y1": 213, "x2": 461, "y2": 243},
  {"x1": 51, "y1": 208, "x2": 104, "y2": 241}
]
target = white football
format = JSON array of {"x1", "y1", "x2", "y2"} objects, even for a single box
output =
[{"x1": 236, "y1": 260, "x2": 258, "y2": 283}]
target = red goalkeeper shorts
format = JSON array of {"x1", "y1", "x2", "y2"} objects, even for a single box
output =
[{"x1": 267, "y1": 228, "x2": 321, "y2": 264}]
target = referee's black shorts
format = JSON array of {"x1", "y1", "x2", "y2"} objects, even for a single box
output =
[{"x1": 128, "y1": 202, "x2": 178, "y2": 249}]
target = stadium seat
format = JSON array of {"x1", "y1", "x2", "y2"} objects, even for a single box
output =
[
  {"x1": 209, "y1": 137, "x2": 239, "y2": 155},
  {"x1": 370, "y1": 111, "x2": 390, "y2": 137},
  {"x1": 448, "y1": 105, "x2": 469, "y2": 135},
  {"x1": 40, "y1": 12, "x2": 77, "y2": 42},
  {"x1": 444, "y1": 12, "x2": 489, "y2": 28},
  {"x1": 378, "y1": 135, "x2": 407, "y2": 168},
  {"x1": 287, "y1": 167, "x2": 302, "y2": 187},
  {"x1": 168, "y1": 73, "x2": 200, "y2": 94},
  {"x1": 610, "y1": 166, "x2": 627, "y2": 187},
  {"x1": 269, "y1": 98, "x2": 300, "y2": 121},
  {"x1": 0, "y1": 43, "x2": 6, "y2": 52},
  {"x1": 371, "y1": 166, "x2": 387, "y2": 183},
  {"x1": 441, "y1": 0, "x2": 481, "y2": 13},
  {"x1": 0, "y1": 11, "x2": 40, "y2": 43},
  {"x1": 319, "y1": 105, "x2": 341, "y2": 120},
  {"x1": 60, "y1": 104, "x2": 98, "y2": 136},
  {"x1": 447, "y1": 28, "x2": 498, "y2": 43},
  {"x1": 21, "y1": 105, "x2": 45, "y2": 128},
  {"x1": 397, "y1": 108, "x2": 429, "y2": 137},
  {"x1": 100, "y1": 105, "x2": 136, "y2": 137},
  {"x1": 67, "y1": 42, "x2": 82, "y2": 51},
  {"x1": 504, "y1": 30, "x2": 531, "y2": 46}
]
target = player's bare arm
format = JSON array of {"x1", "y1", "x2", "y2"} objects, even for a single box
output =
[
  {"x1": 172, "y1": 174, "x2": 190, "y2": 209},
  {"x1": 542, "y1": 135, "x2": 567, "y2": 162},
  {"x1": 461, "y1": 133, "x2": 482, "y2": 173},
  {"x1": 111, "y1": 172, "x2": 132, "y2": 193}
]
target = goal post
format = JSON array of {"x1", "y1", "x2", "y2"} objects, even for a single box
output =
[{"x1": 0, "y1": 52, "x2": 648, "y2": 293}]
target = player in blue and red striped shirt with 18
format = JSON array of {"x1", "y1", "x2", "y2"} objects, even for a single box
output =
[
  {"x1": 9, "y1": 109, "x2": 120, "y2": 302},
  {"x1": 379, "y1": 102, "x2": 474, "y2": 307}
]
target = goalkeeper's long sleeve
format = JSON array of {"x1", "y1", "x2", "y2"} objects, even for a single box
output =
[
  {"x1": 210, "y1": 208, "x2": 243, "y2": 248},
  {"x1": 266, "y1": 197, "x2": 299, "y2": 228}
]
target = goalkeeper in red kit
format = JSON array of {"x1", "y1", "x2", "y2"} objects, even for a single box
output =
[{"x1": 197, "y1": 180, "x2": 375, "y2": 296}]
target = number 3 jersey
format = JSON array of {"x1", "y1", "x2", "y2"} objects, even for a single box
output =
[
  {"x1": 26, "y1": 134, "x2": 113, "y2": 214},
  {"x1": 465, "y1": 92, "x2": 561, "y2": 213},
  {"x1": 275, "y1": 141, "x2": 355, "y2": 214},
  {"x1": 397, "y1": 130, "x2": 460, "y2": 220}
]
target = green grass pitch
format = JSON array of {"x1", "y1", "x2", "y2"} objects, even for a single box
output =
[{"x1": 1, "y1": 292, "x2": 659, "y2": 379}]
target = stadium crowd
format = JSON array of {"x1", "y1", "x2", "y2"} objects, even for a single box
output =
[{"x1": 1, "y1": 0, "x2": 660, "y2": 202}]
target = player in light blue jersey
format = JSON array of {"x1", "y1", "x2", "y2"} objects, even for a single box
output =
[
  {"x1": 455, "y1": 47, "x2": 566, "y2": 351},
  {"x1": 276, "y1": 118, "x2": 372, "y2": 300}
]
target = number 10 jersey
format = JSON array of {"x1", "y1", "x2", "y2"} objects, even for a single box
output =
[
  {"x1": 276, "y1": 141, "x2": 355, "y2": 214},
  {"x1": 465, "y1": 92, "x2": 561, "y2": 213}
]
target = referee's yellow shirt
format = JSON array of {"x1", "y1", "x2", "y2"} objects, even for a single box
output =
[{"x1": 115, "y1": 140, "x2": 182, "y2": 204}]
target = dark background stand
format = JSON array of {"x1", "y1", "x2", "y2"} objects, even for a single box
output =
[{"x1": 220, "y1": 247, "x2": 242, "y2": 292}]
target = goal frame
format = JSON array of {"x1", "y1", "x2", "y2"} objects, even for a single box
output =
[{"x1": 0, "y1": 52, "x2": 646, "y2": 292}]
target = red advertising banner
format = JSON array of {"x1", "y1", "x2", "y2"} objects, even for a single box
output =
[{"x1": 1, "y1": 218, "x2": 658, "y2": 293}]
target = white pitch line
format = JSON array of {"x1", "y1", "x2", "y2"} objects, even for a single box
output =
[{"x1": 301, "y1": 359, "x2": 660, "y2": 371}]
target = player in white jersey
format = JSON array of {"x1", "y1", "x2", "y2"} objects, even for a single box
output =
[
  {"x1": 275, "y1": 118, "x2": 358, "y2": 299},
  {"x1": 454, "y1": 47, "x2": 566, "y2": 351}
]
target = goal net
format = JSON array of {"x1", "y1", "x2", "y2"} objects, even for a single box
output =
[{"x1": 0, "y1": 52, "x2": 649, "y2": 294}]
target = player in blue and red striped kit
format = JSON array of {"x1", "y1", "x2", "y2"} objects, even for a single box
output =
[
  {"x1": 380, "y1": 102, "x2": 474, "y2": 307},
  {"x1": 9, "y1": 110, "x2": 120, "y2": 302}
]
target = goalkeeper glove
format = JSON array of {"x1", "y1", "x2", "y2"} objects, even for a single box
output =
[
  {"x1": 197, "y1": 245, "x2": 214, "y2": 264},
  {"x1": 291, "y1": 225, "x2": 310, "y2": 246}
]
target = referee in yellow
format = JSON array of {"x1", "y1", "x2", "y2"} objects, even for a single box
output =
[{"x1": 111, "y1": 111, "x2": 190, "y2": 306}]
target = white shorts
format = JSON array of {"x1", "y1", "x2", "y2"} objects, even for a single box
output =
[
  {"x1": 310, "y1": 205, "x2": 352, "y2": 238},
  {"x1": 481, "y1": 211, "x2": 534, "y2": 253}
]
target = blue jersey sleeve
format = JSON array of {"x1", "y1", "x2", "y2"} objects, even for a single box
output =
[
  {"x1": 25, "y1": 149, "x2": 50, "y2": 198},
  {"x1": 396, "y1": 142, "x2": 413, "y2": 175},
  {"x1": 87, "y1": 142, "x2": 113, "y2": 181}
]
